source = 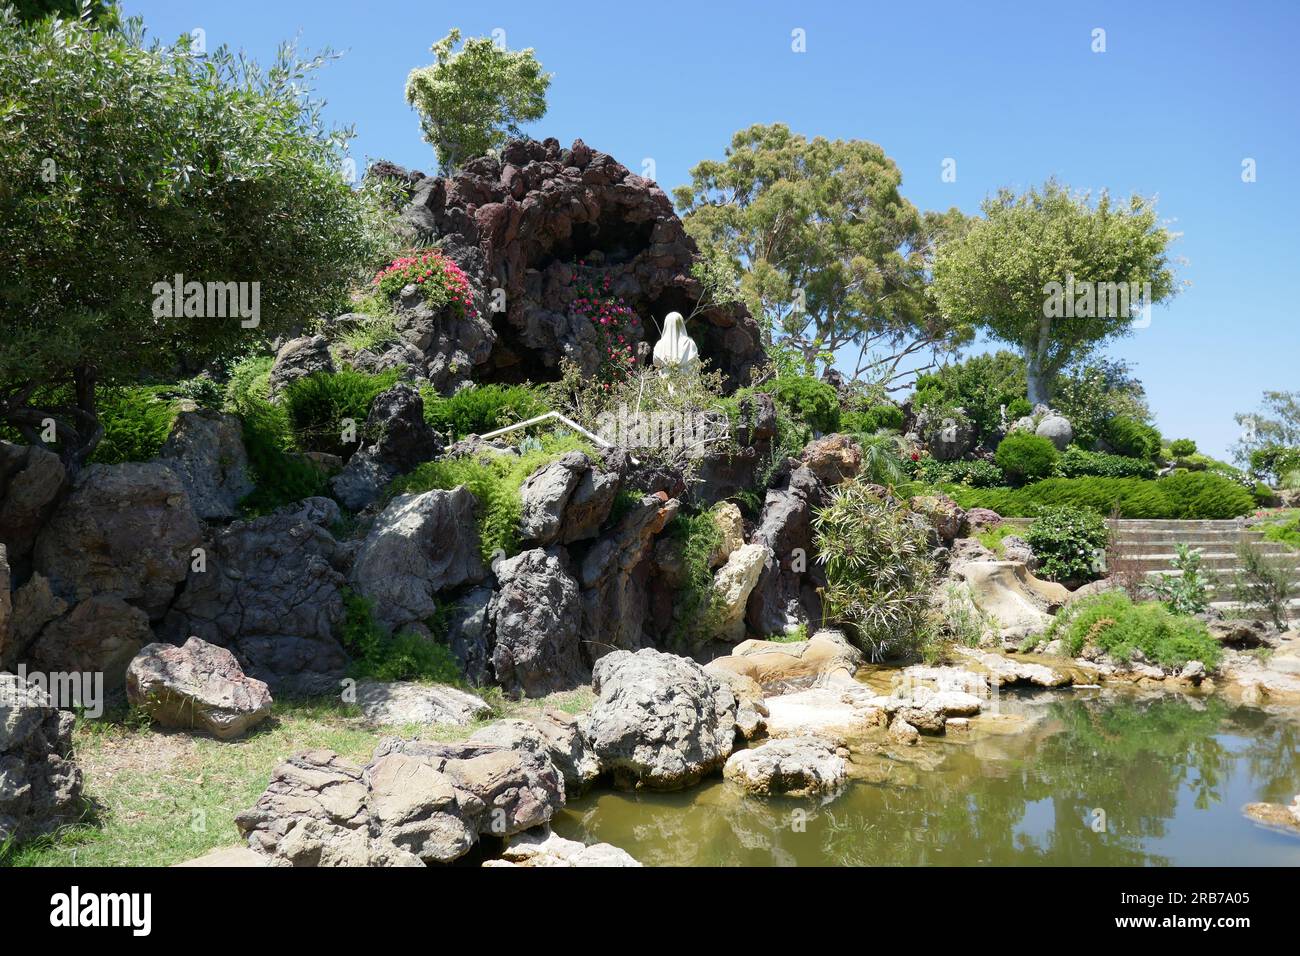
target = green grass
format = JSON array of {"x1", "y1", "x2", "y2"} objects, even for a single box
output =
[
  {"x1": 4, "y1": 689, "x2": 594, "y2": 868},
  {"x1": 1259, "y1": 510, "x2": 1300, "y2": 551},
  {"x1": 974, "y1": 523, "x2": 1018, "y2": 558}
]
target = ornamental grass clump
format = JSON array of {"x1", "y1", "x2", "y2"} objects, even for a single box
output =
[{"x1": 813, "y1": 480, "x2": 937, "y2": 661}]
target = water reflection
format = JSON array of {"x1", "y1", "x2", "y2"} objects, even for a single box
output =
[{"x1": 553, "y1": 695, "x2": 1300, "y2": 866}]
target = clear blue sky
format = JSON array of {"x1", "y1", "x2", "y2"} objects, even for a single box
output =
[{"x1": 124, "y1": 0, "x2": 1299, "y2": 461}]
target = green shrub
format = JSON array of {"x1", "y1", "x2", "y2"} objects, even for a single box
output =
[
  {"x1": 856, "y1": 432, "x2": 909, "y2": 486},
  {"x1": 1147, "y1": 543, "x2": 1211, "y2": 616},
  {"x1": 89, "y1": 386, "x2": 178, "y2": 464},
  {"x1": 995, "y1": 431, "x2": 1059, "y2": 482},
  {"x1": 281, "y1": 370, "x2": 399, "y2": 458},
  {"x1": 1005, "y1": 397, "x2": 1032, "y2": 420},
  {"x1": 665, "y1": 505, "x2": 728, "y2": 645},
  {"x1": 1105, "y1": 416, "x2": 1162, "y2": 460},
  {"x1": 770, "y1": 375, "x2": 840, "y2": 434},
  {"x1": 1040, "y1": 591, "x2": 1221, "y2": 671},
  {"x1": 1026, "y1": 505, "x2": 1109, "y2": 583},
  {"x1": 222, "y1": 355, "x2": 328, "y2": 513},
  {"x1": 1168, "y1": 438, "x2": 1197, "y2": 458},
  {"x1": 420, "y1": 383, "x2": 550, "y2": 441},
  {"x1": 391, "y1": 432, "x2": 594, "y2": 561},
  {"x1": 339, "y1": 591, "x2": 465, "y2": 684},
  {"x1": 813, "y1": 480, "x2": 937, "y2": 660},
  {"x1": 1261, "y1": 513, "x2": 1300, "y2": 551},
  {"x1": 1249, "y1": 445, "x2": 1300, "y2": 485},
  {"x1": 911, "y1": 350, "x2": 1026, "y2": 443},
  {"x1": 841, "y1": 403, "x2": 903, "y2": 435},
  {"x1": 949, "y1": 472, "x2": 1254, "y2": 520},
  {"x1": 1233, "y1": 540, "x2": 1297, "y2": 629},
  {"x1": 912, "y1": 456, "x2": 1006, "y2": 488},
  {"x1": 1056, "y1": 446, "x2": 1156, "y2": 480}
]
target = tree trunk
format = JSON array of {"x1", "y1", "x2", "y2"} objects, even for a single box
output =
[{"x1": 1024, "y1": 315, "x2": 1053, "y2": 407}]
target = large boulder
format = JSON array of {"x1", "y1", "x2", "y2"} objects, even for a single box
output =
[
  {"x1": 33, "y1": 461, "x2": 202, "y2": 620},
  {"x1": 710, "y1": 629, "x2": 862, "y2": 693},
  {"x1": 581, "y1": 648, "x2": 737, "y2": 790},
  {"x1": 268, "y1": 334, "x2": 334, "y2": 396},
  {"x1": 27, "y1": 594, "x2": 152, "y2": 691},
  {"x1": 0, "y1": 441, "x2": 66, "y2": 566},
  {"x1": 723, "y1": 737, "x2": 847, "y2": 797},
  {"x1": 469, "y1": 709, "x2": 600, "y2": 796},
  {"x1": 953, "y1": 560, "x2": 1069, "y2": 644},
  {"x1": 487, "y1": 827, "x2": 641, "y2": 867},
  {"x1": 1035, "y1": 414, "x2": 1074, "y2": 451},
  {"x1": 159, "y1": 510, "x2": 348, "y2": 696},
  {"x1": 909, "y1": 493, "x2": 966, "y2": 548},
  {"x1": 445, "y1": 586, "x2": 495, "y2": 686},
  {"x1": 330, "y1": 384, "x2": 442, "y2": 511},
  {"x1": 519, "y1": 452, "x2": 619, "y2": 546},
  {"x1": 710, "y1": 542, "x2": 771, "y2": 642},
  {"x1": 352, "y1": 680, "x2": 490, "y2": 727},
  {"x1": 156, "y1": 409, "x2": 254, "y2": 520},
  {"x1": 490, "y1": 548, "x2": 586, "y2": 697},
  {"x1": 0, "y1": 673, "x2": 83, "y2": 846},
  {"x1": 4, "y1": 574, "x2": 66, "y2": 671},
  {"x1": 745, "y1": 465, "x2": 827, "y2": 636},
  {"x1": 393, "y1": 138, "x2": 766, "y2": 389},
  {"x1": 349, "y1": 487, "x2": 487, "y2": 634},
  {"x1": 799, "y1": 434, "x2": 862, "y2": 485},
  {"x1": 126, "y1": 637, "x2": 273, "y2": 740}
]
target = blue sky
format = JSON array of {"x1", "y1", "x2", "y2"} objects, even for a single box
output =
[{"x1": 123, "y1": 0, "x2": 1299, "y2": 461}]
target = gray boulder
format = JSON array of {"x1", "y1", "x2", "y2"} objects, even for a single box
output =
[
  {"x1": 0, "y1": 441, "x2": 66, "y2": 565},
  {"x1": 126, "y1": 637, "x2": 273, "y2": 740},
  {"x1": 468, "y1": 708, "x2": 600, "y2": 796},
  {"x1": 27, "y1": 594, "x2": 152, "y2": 692},
  {"x1": 1036, "y1": 414, "x2": 1074, "y2": 451},
  {"x1": 33, "y1": 461, "x2": 202, "y2": 620},
  {"x1": 519, "y1": 452, "x2": 620, "y2": 546},
  {"x1": 582, "y1": 648, "x2": 737, "y2": 790},
  {"x1": 352, "y1": 680, "x2": 490, "y2": 727},
  {"x1": 349, "y1": 487, "x2": 487, "y2": 633},
  {"x1": 330, "y1": 384, "x2": 442, "y2": 512},
  {"x1": 445, "y1": 586, "x2": 495, "y2": 686},
  {"x1": 159, "y1": 511, "x2": 348, "y2": 696},
  {"x1": 746, "y1": 465, "x2": 826, "y2": 636},
  {"x1": 723, "y1": 737, "x2": 847, "y2": 797},
  {"x1": 268, "y1": 334, "x2": 334, "y2": 396},
  {"x1": 156, "y1": 409, "x2": 254, "y2": 520},
  {"x1": 490, "y1": 548, "x2": 586, "y2": 697},
  {"x1": 0, "y1": 674, "x2": 83, "y2": 846}
]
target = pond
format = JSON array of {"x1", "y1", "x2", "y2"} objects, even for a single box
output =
[{"x1": 552, "y1": 692, "x2": 1300, "y2": 866}]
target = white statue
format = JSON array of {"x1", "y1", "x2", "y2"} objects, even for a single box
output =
[{"x1": 651, "y1": 311, "x2": 700, "y2": 378}]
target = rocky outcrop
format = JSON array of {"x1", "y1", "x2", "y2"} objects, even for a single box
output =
[
  {"x1": 445, "y1": 586, "x2": 495, "y2": 687},
  {"x1": 487, "y1": 826, "x2": 641, "y2": 867},
  {"x1": 392, "y1": 137, "x2": 766, "y2": 389},
  {"x1": 159, "y1": 509, "x2": 348, "y2": 696},
  {"x1": 126, "y1": 637, "x2": 273, "y2": 740},
  {"x1": 580, "y1": 492, "x2": 679, "y2": 656},
  {"x1": 0, "y1": 673, "x2": 83, "y2": 846},
  {"x1": 268, "y1": 334, "x2": 334, "y2": 396},
  {"x1": 746, "y1": 465, "x2": 827, "y2": 636},
  {"x1": 156, "y1": 409, "x2": 254, "y2": 520},
  {"x1": 953, "y1": 560, "x2": 1069, "y2": 644},
  {"x1": 330, "y1": 384, "x2": 442, "y2": 512},
  {"x1": 909, "y1": 493, "x2": 966, "y2": 548},
  {"x1": 27, "y1": 594, "x2": 152, "y2": 691},
  {"x1": 33, "y1": 461, "x2": 202, "y2": 620},
  {"x1": 799, "y1": 434, "x2": 862, "y2": 485},
  {"x1": 469, "y1": 709, "x2": 600, "y2": 796},
  {"x1": 519, "y1": 451, "x2": 619, "y2": 546},
  {"x1": 349, "y1": 487, "x2": 486, "y2": 634},
  {"x1": 918, "y1": 406, "x2": 975, "y2": 461},
  {"x1": 490, "y1": 548, "x2": 586, "y2": 697},
  {"x1": 723, "y1": 737, "x2": 847, "y2": 797},
  {"x1": 710, "y1": 542, "x2": 772, "y2": 642},
  {"x1": 0, "y1": 441, "x2": 66, "y2": 567},
  {"x1": 581, "y1": 648, "x2": 736, "y2": 790},
  {"x1": 352, "y1": 680, "x2": 490, "y2": 727},
  {"x1": 762, "y1": 685, "x2": 885, "y2": 742},
  {"x1": 237, "y1": 738, "x2": 566, "y2": 867},
  {"x1": 709, "y1": 629, "x2": 862, "y2": 693}
]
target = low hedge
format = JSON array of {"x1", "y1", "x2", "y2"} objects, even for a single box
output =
[
  {"x1": 1056, "y1": 446, "x2": 1156, "y2": 480},
  {"x1": 945, "y1": 471, "x2": 1255, "y2": 519}
]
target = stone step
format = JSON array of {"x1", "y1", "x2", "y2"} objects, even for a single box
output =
[
  {"x1": 1110, "y1": 531, "x2": 1271, "y2": 544},
  {"x1": 1120, "y1": 553, "x2": 1300, "y2": 572}
]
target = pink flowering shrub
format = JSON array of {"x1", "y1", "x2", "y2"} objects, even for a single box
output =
[
  {"x1": 570, "y1": 265, "x2": 640, "y2": 388},
  {"x1": 373, "y1": 250, "x2": 476, "y2": 319}
]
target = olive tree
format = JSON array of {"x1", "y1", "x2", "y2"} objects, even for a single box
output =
[
  {"x1": 930, "y1": 180, "x2": 1177, "y2": 406},
  {"x1": 405, "y1": 29, "x2": 551, "y2": 174},
  {"x1": 0, "y1": 12, "x2": 380, "y2": 468}
]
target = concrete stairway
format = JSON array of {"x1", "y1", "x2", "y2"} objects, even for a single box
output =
[{"x1": 999, "y1": 517, "x2": 1300, "y2": 617}]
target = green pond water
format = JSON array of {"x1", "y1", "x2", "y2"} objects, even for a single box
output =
[{"x1": 552, "y1": 691, "x2": 1300, "y2": 866}]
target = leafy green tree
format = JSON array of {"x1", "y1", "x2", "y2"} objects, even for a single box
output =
[
  {"x1": 12, "y1": 0, "x2": 117, "y2": 25},
  {"x1": 0, "y1": 13, "x2": 380, "y2": 468},
  {"x1": 674, "y1": 124, "x2": 971, "y2": 388},
  {"x1": 405, "y1": 29, "x2": 551, "y2": 173},
  {"x1": 931, "y1": 180, "x2": 1177, "y2": 405}
]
